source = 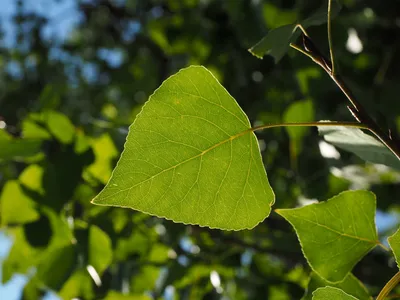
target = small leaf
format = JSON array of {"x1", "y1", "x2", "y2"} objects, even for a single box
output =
[
  {"x1": 0, "y1": 180, "x2": 39, "y2": 226},
  {"x1": 318, "y1": 126, "x2": 400, "y2": 170},
  {"x1": 248, "y1": 24, "x2": 297, "y2": 62},
  {"x1": 249, "y1": 0, "x2": 341, "y2": 62},
  {"x1": 276, "y1": 190, "x2": 379, "y2": 282},
  {"x1": 388, "y1": 228, "x2": 400, "y2": 269},
  {"x1": 93, "y1": 66, "x2": 274, "y2": 230},
  {"x1": 312, "y1": 286, "x2": 359, "y2": 300},
  {"x1": 302, "y1": 272, "x2": 371, "y2": 300},
  {"x1": 88, "y1": 225, "x2": 113, "y2": 275}
]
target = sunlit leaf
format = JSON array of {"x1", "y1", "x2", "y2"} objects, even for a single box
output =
[
  {"x1": 276, "y1": 190, "x2": 379, "y2": 282},
  {"x1": 388, "y1": 228, "x2": 400, "y2": 269},
  {"x1": 45, "y1": 110, "x2": 75, "y2": 144},
  {"x1": 88, "y1": 225, "x2": 113, "y2": 275},
  {"x1": 93, "y1": 66, "x2": 274, "y2": 230},
  {"x1": 302, "y1": 272, "x2": 371, "y2": 300},
  {"x1": 58, "y1": 269, "x2": 94, "y2": 300},
  {"x1": 318, "y1": 126, "x2": 400, "y2": 170},
  {"x1": 105, "y1": 291, "x2": 152, "y2": 300},
  {"x1": 0, "y1": 180, "x2": 39, "y2": 225},
  {"x1": 312, "y1": 286, "x2": 358, "y2": 300}
]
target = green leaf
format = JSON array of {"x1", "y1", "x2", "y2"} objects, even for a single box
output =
[
  {"x1": 0, "y1": 180, "x2": 39, "y2": 225},
  {"x1": 248, "y1": 24, "x2": 297, "y2": 62},
  {"x1": 105, "y1": 291, "x2": 152, "y2": 300},
  {"x1": 388, "y1": 228, "x2": 400, "y2": 269},
  {"x1": 276, "y1": 190, "x2": 379, "y2": 282},
  {"x1": 36, "y1": 243, "x2": 77, "y2": 290},
  {"x1": 302, "y1": 272, "x2": 371, "y2": 300},
  {"x1": 283, "y1": 99, "x2": 315, "y2": 159},
  {"x1": 88, "y1": 225, "x2": 113, "y2": 275},
  {"x1": 0, "y1": 129, "x2": 42, "y2": 162},
  {"x1": 58, "y1": 269, "x2": 94, "y2": 300},
  {"x1": 318, "y1": 126, "x2": 400, "y2": 170},
  {"x1": 249, "y1": 0, "x2": 341, "y2": 62},
  {"x1": 312, "y1": 287, "x2": 358, "y2": 300},
  {"x1": 45, "y1": 110, "x2": 75, "y2": 144},
  {"x1": 92, "y1": 65, "x2": 274, "y2": 230}
]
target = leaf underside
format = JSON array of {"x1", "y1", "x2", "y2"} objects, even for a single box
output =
[
  {"x1": 312, "y1": 286, "x2": 359, "y2": 300},
  {"x1": 93, "y1": 66, "x2": 275, "y2": 230}
]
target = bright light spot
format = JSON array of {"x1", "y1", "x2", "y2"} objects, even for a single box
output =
[
  {"x1": 330, "y1": 166, "x2": 342, "y2": 177},
  {"x1": 258, "y1": 139, "x2": 266, "y2": 152},
  {"x1": 298, "y1": 196, "x2": 318, "y2": 207},
  {"x1": 164, "y1": 285, "x2": 175, "y2": 300},
  {"x1": 0, "y1": 121, "x2": 6, "y2": 129},
  {"x1": 155, "y1": 224, "x2": 166, "y2": 235},
  {"x1": 210, "y1": 270, "x2": 223, "y2": 293},
  {"x1": 190, "y1": 245, "x2": 200, "y2": 254},
  {"x1": 346, "y1": 28, "x2": 363, "y2": 54},
  {"x1": 364, "y1": 8, "x2": 374, "y2": 19},
  {"x1": 319, "y1": 141, "x2": 340, "y2": 159},
  {"x1": 252, "y1": 71, "x2": 263, "y2": 82},
  {"x1": 86, "y1": 265, "x2": 102, "y2": 287},
  {"x1": 167, "y1": 249, "x2": 177, "y2": 259}
]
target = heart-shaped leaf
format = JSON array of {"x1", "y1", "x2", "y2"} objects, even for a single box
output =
[
  {"x1": 319, "y1": 126, "x2": 400, "y2": 170},
  {"x1": 92, "y1": 66, "x2": 275, "y2": 230},
  {"x1": 313, "y1": 287, "x2": 359, "y2": 300},
  {"x1": 276, "y1": 190, "x2": 379, "y2": 282}
]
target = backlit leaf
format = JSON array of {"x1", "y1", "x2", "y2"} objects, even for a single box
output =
[
  {"x1": 302, "y1": 272, "x2": 371, "y2": 300},
  {"x1": 92, "y1": 66, "x2": 274, "y2": 230},
  {"x1": 276, "y1": 190, "x2": 379, "y2": 282},
  {"x1": 312, "y1": 287, "x2": 358, "y2": 300}
]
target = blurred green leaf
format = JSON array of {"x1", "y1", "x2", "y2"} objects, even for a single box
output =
[
  {"x1": 36, "y1": 243, "x2": 77, "y2": 290},
  {"x1": 85, "y1": 133, "x2": 118, "y2": 184},
  {"x1": 44, "y1": 110, "x2": 75, "y2": 144},
  {"x1": 88, "y1": 225, "x2": 113, "y2": 275},
  {"x1": 388, "y1": 228, "x2": 400, "y2": 269},
  {"x1": 58, "y1": 269, "x2": 94, "y2": 300},
  {"x1": 0, "y1": 180, "x2": 39, "y2": 225},
  {"x1": 302, "y1": 272, "x2": 371, "y2": 300},
  {"x1": 249, "y1": 0, "x2": 341, "y2": 62},
  {"x1": 104, "y1": 291, "x2": 152, "y2": 300},
  {"x1": 312, "y1": 286, "x2": 358, "y2": 299},
  {"x1": 283, "y1": 99, "x2": 315, "y2": 160},
  {"x1": 318, "y1": 126, "x2": 400, "y2": 170},
  {"x1": 0, "y1": 129, "x2": 42, "y2": 162},
  {"x1": 93, "y1": 66, "x2": 274, "y2": 230},
  {"x1": 276, "y1": 190, "x2": 379, "y2": 282},
  {"x1": 248, "y1": 24, "x2": 297, "y2": 62}
]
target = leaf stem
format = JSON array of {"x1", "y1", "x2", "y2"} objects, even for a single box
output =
[
  {"x1": 327, "y1": 0, "x2": 336, "y2": 74},
  {"x1": 377, "y1": 271, "x2": 400, "y2": 300},
  {"x1": 250, "y1": 121, "x2": 368, "y2": 133},
  {"x1": 290, "y1": 38, "x2": 400, "y2": 163}
]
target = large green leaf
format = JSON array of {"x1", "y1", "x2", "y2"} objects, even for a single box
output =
[
  {"x1": 302, "y1": 272, "x2": 371, "y2": 300},
  {"x1": 92, "y1": 65, "x2": 274, "y2": 230},
  {"x1": 249, "y1": 1, "x2": 341, "y2": 61},
  {"x1": 319, "y1": 126, "x2": 400, "y2": 170},
  {"x1": 388, "y1": 228, "x2": 400, "y2": 269},
  {"x1": 276, "y1": 190, "x2": 379, "y2": 282},
  {"x1": 313, "y1": 287, "x2": 358, "y2": 300}
]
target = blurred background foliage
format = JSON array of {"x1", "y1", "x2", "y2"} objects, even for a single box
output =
[{"x1": 1, "y1": 0, "x2": 400, "y2": 299}]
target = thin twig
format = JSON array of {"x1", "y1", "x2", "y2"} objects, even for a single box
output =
[{"x1": 327, "y1": 0, "x2": 336, "y2": 74}]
